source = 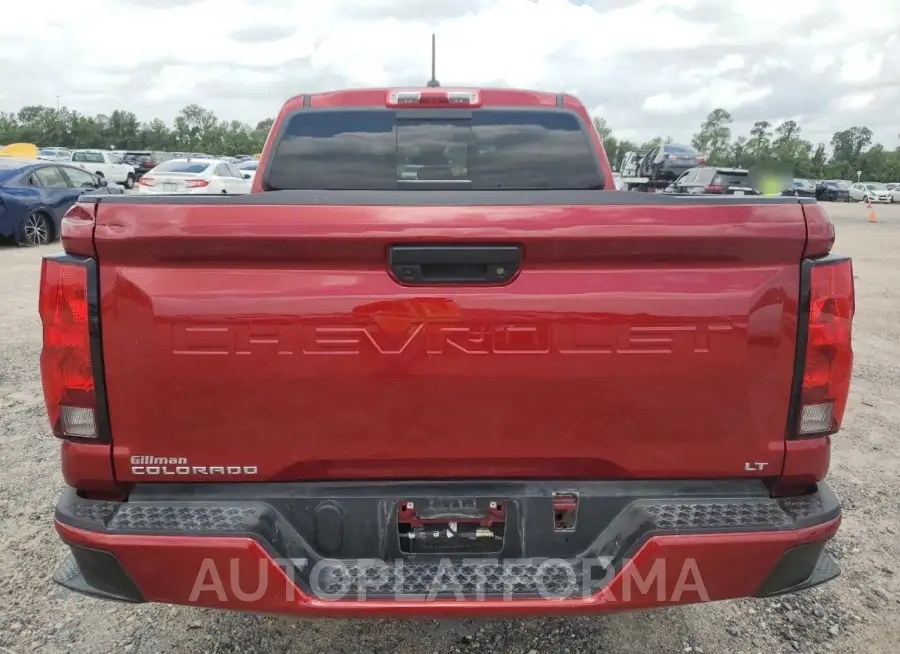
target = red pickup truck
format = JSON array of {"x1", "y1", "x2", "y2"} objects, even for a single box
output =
[{"x1": 43, "y1": 86, "x2": 853, "y2": 617}]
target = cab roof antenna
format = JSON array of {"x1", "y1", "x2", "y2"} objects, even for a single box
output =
[{"x1": 426, "y1": 33, "x2": 440, "y2": 88}]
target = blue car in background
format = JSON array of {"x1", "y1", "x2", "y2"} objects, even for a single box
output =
[{"x1": 0, "y1": 157, "x2": 124, "y2": 246}]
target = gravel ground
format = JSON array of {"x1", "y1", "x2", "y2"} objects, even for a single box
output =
[{"x1": 1, "y1": 201, "x2": 898, "y2": 654}]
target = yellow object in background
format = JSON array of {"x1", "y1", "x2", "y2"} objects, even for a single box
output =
[{"x1": 0, "y1": 143, "x2": 39, "y2": 158}]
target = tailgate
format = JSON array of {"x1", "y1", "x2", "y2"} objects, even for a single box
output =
[{"x1": 93, "y1": 193, "x2": 807, "y2": 482}]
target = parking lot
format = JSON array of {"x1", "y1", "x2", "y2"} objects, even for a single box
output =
[{"x1": 0, "y1": 201, "x2": 898, "y2": 653}]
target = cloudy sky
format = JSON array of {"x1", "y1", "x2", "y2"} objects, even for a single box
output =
[{"x1": 1, "y1": 0, "x2": 898, "y2": 148}]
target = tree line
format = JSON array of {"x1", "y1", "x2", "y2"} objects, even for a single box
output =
[
  {"x1": 595, "y1": 109, "x2": 900, "y2": 183},
  {"x1": 0, "y1": 104, "x2": 273, "y2": 156},
  {"x1": 1, "y1": 102, "x2": 898, "y2": 182}
]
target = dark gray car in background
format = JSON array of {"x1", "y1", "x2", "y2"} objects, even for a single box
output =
[
  {"x1": 639, "y1": 143, "x2": 706, "y2": 181},
  {"x1": 121, "y1": 151, "x2": 175, "y2": 179}
]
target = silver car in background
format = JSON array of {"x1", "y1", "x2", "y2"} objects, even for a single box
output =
[
  {"x1": 850, "y1": 182, "x2": 892, "y2": 203},
  {"x1": 36, "y1": 147, "x2": 72, "y2": 162},
  {"x1": 236, "y1": 159, "x2": 259, "y2": 182},
  {"x1": 886, "y1": 182, "x2": 900, "y2": 202}
]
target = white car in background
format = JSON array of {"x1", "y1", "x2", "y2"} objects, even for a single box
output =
[
  {"x1": 850, "y1": 182, "x2": 892, "y2": 203},
  {"x1": 137, "y1": 158, "x2": 252, "y2": 194},
  {"x1": 886, "y1": 182, "x2": 900, "y2": 202},
  {"x1": 236, "y1": 159, "x2": 258, "y2": 182},
  {"x1": 36, "y1": 147, "x2": 73, "y2": 162},
  {"x1": 69, "y1": 150, "x2": 137, "y2": 189},
  {"x1": 619, "y1": 151, "x2": 645, "y2": 177}
]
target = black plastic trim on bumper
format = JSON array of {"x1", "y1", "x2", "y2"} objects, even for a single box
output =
[
  {"x1": 53, "y1": 544, "x2": 143, "y2": 603},
  {"x1": 755, "y1": 542, "x2": 841, "y2": 597},
  {"x1": 55, "y1": 480, "x2": 841, "y2": 600}
]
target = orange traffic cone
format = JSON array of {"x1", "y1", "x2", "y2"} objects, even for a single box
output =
[
  {"x1": 869, "y1": 208, "x2": 878, "y2": 223},
  {"x1": 866, "y1": 197, "x2": 873, "y2": 209}
]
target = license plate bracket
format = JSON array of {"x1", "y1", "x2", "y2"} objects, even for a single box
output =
[{"x1": 397, "y1": 498, "x2": 507, "y2": 554}]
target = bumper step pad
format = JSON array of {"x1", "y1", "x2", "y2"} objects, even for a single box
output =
[{"x1": 54, "y1": 480, "x2": 842, "y2": 602}]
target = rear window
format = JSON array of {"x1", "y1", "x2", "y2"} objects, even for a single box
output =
[
  {"x1": 152, "y1": 161, "x2": 211, "y2": 174},
  {"x1": 712, "y1": 170, "x2": 750, "y2": 186},
  {"x1": 664, "y1": 145, "x2": 696, "y2": 154},
  {"x1": 72, "y1": 152, "x2": 105, "y2": 163},
  {"x1": 265, "y1": 109, "x2": 602, "y2": 190}
]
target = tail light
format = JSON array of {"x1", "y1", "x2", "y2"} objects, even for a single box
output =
[
  {"x1": 39, "y1": 256, "x2": 100, "y2": 440},
  {"x1": 386, "y1": 89, "x2": 480, "y2": 107},
  {"x1": 185, "y1": 179, "x2": 209, "y2": 188},
  {"x1": 137, "y1": 177, "x2": 154, "y2": 187},
  {"x1": 705, "y1": 185, "x2": 726, "y2": 193},
  {"x1": 791, "y1": 255, "x2": 854, "y2": 437}
]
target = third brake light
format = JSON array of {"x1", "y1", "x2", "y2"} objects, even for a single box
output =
[{"x1": 386, "y1": 89, "x2": 480, "y2": 107}]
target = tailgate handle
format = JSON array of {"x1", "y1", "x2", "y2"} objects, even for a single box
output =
[{"x1": 388, "y1": 245, "x2": 522, "y2": 285}]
